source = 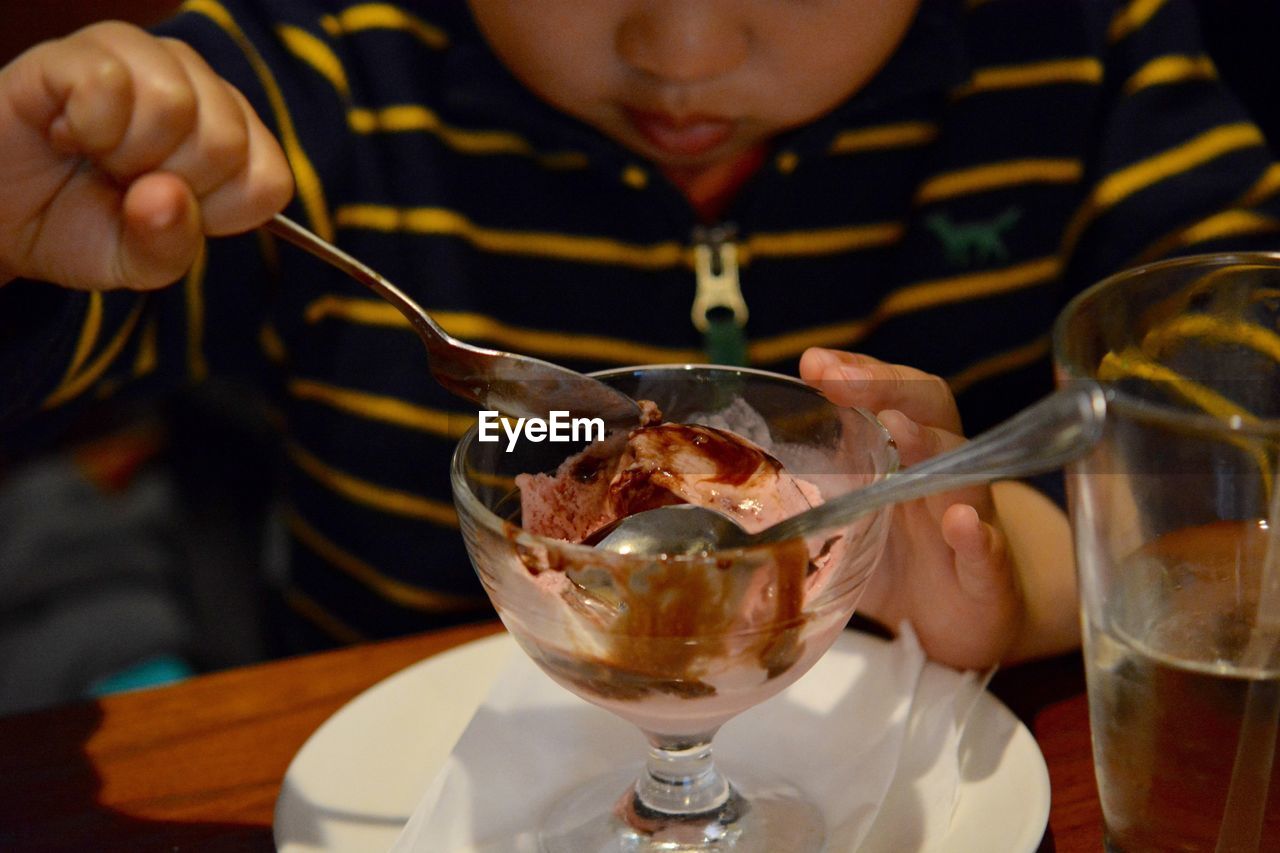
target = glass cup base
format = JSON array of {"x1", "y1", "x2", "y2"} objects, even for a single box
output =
[{"x1": 538, "y1": 763, "x2": 824, "y2": 853}]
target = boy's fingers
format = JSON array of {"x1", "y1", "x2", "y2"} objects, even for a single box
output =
[
  {"x1": 196, "y1": 84, "x2": 293, "y2": 235},
  {"x1": 10, "y1": 37, "x2": 134, "y2": 156},
  {"x1": 879, "y1": 408, "x2": 993, "y2": 519},
  {"x1": 154, "y1": 38, "x2": 250, "y2": 200},
  {"x1": 877, "y1": 408, "x2": 963, "y2": 467},
  {"x1": 116, "y1": 171, "x2": 203, "y2": 289},
  {"x1": 941, "y1": 504, "x2": 1013, "y2": 601},
  {"x1": 11, "y1": 168, "x2": 199, "y2": 290},
  {"x1": 78, "y1": 22, "x2": 199, "y2": 180},
  {"x1": 801, "y1": 347, "x2": 961, "y2": 432}
]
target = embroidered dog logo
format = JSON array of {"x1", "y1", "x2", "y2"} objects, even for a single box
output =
[{"x1": 925, "y1": 207, "x2": 1022, "y2": 267}]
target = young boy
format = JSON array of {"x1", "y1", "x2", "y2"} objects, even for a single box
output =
[{"x1": 1, "y1": 0, "x2": 1276, "y2": 670}]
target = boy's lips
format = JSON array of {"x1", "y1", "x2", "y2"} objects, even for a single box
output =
[{"x1": 624, "y1": 109, "x2": 736, "y2": 158}]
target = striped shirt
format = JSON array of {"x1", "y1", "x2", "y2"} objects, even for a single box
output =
[{"x1": 4, "y1": 0, "x2": 1279, "y2": 649}]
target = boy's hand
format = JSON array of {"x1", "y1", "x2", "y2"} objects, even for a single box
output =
[
  {"x1": 800, "y1": 347, "x2": 1025, "y2": 670},
  {"x1": 0, "y1": 21, "x2": 293, "y2": 291}
]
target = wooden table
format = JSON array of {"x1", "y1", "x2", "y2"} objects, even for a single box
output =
[{"x1": 0, "y1": 621, "x2": 1103, "y2": 851}]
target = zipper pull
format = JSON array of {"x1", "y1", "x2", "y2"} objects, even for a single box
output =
[{"x1": 692, "y1": 225, "x2": 749, "y2": 366}]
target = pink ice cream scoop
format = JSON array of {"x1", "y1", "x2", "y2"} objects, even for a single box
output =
[
  {"x1": 516, "y1": 420, "x2": 821, "y2": 544},
  {"x1": 460, "y1": 370, "x2": 897, "y2": 737}
]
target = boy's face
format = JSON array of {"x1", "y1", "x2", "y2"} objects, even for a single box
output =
[{"x1": 469, "y1": 0, "x2": 922, "y2": 172}]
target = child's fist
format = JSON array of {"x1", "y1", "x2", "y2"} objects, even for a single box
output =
[{"x1": 0, "y1": 21, "x2": 293, "y2": 290}]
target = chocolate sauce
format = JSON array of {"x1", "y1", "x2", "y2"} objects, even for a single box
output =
[
  {"x1": 571, "y1": 454, "x2": 608, "y2": 484},
  {"x1": 634, "y1": 423, "x2": 775, "y2": 486},
  {"x1": 510, "y1": 412, "x2": 826, "y2": 703},
  {"x1": 561, "y1": 537, "x2": 813, "y2": 701},
  {"x1": 609, "y1": 467, "x2": 686, "y2": 518},
  {"x1": 533, "y1": 648, "x2": 717, "y2": 701},
  {"x1": 744, "y1": 538, "x2": 810, "y2": 678}
]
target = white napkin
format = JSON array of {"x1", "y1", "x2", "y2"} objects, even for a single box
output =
[{"x1": 391, "y1": 625, "x2": 982, "y2": 853}]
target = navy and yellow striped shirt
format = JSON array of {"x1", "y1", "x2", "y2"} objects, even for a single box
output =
[{"x1": 4, "y1": 0, "x2": 1280, "y2": 649}]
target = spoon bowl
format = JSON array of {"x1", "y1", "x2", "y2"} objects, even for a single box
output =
[
  {"x1": 263, "y1": 214, "x2": 642, "y2": 428},
  {"x1": 589, "y1": 504, "x2": 752, "y2": 554},
  {"x1": 597, "y1": 383, "x2": 1107, "y2": 556}
]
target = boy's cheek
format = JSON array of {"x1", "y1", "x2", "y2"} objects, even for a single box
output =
[{"x1": 468, "y1": 0, "x2": 619, "y2": 106}]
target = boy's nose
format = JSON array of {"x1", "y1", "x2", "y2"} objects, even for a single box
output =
[{"x1": 616, "y1": 2, "x2": 750, "y2": 86}]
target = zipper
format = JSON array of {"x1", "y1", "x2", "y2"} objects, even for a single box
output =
[{"x1": 691, "y1": 224, "x2": 748, "y2": 366}]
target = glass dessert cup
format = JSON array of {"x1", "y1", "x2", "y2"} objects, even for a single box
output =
[{"x1": 451, "y1": 365, "x2": 899, "y2": 852}]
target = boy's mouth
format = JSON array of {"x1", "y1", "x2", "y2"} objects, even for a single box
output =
[{"x1": 624, "y1": 109, "x2": 736, "y2": 159}]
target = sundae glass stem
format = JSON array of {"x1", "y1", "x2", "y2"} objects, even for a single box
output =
[{"x1": 635, "y1": 732, "x2": 732, "y2": 816}]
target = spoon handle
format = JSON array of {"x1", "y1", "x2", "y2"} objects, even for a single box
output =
[
  {"x1": 758, "y1": 382, "x2": 1107, "y2": 544},
  {"x1": 263, "y1": 214, "x2": 450, "y2": 350},
  {"x1": 263, "y1": 215, "x2": 643, "y2": 427}
]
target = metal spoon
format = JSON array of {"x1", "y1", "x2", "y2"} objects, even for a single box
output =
[
  {"x1": 264, "y1": 214, "x2": 642, "y2": 428},
  {"x1": 595, "y1": 382, "x2": 1106, "y2": 554}
]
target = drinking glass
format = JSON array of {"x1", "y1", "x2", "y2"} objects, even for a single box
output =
[
  {"x1": 450, "y1": 365, "x2": 898, "y2": 852},
  {"x1": 1054, "y1": 253, "x2": 1280, "y2": 851}
]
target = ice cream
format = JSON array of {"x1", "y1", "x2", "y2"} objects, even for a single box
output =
[
  {"x1": 500, "y1": 404, "x2": 864, "y2": 734},
  {"x1": 515, "y1": 416, "x2": 824, "y2": 545}
]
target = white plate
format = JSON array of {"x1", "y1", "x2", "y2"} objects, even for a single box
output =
[{"x1": 274, "y1": 633, "x2": 1049, "y2": 852}]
